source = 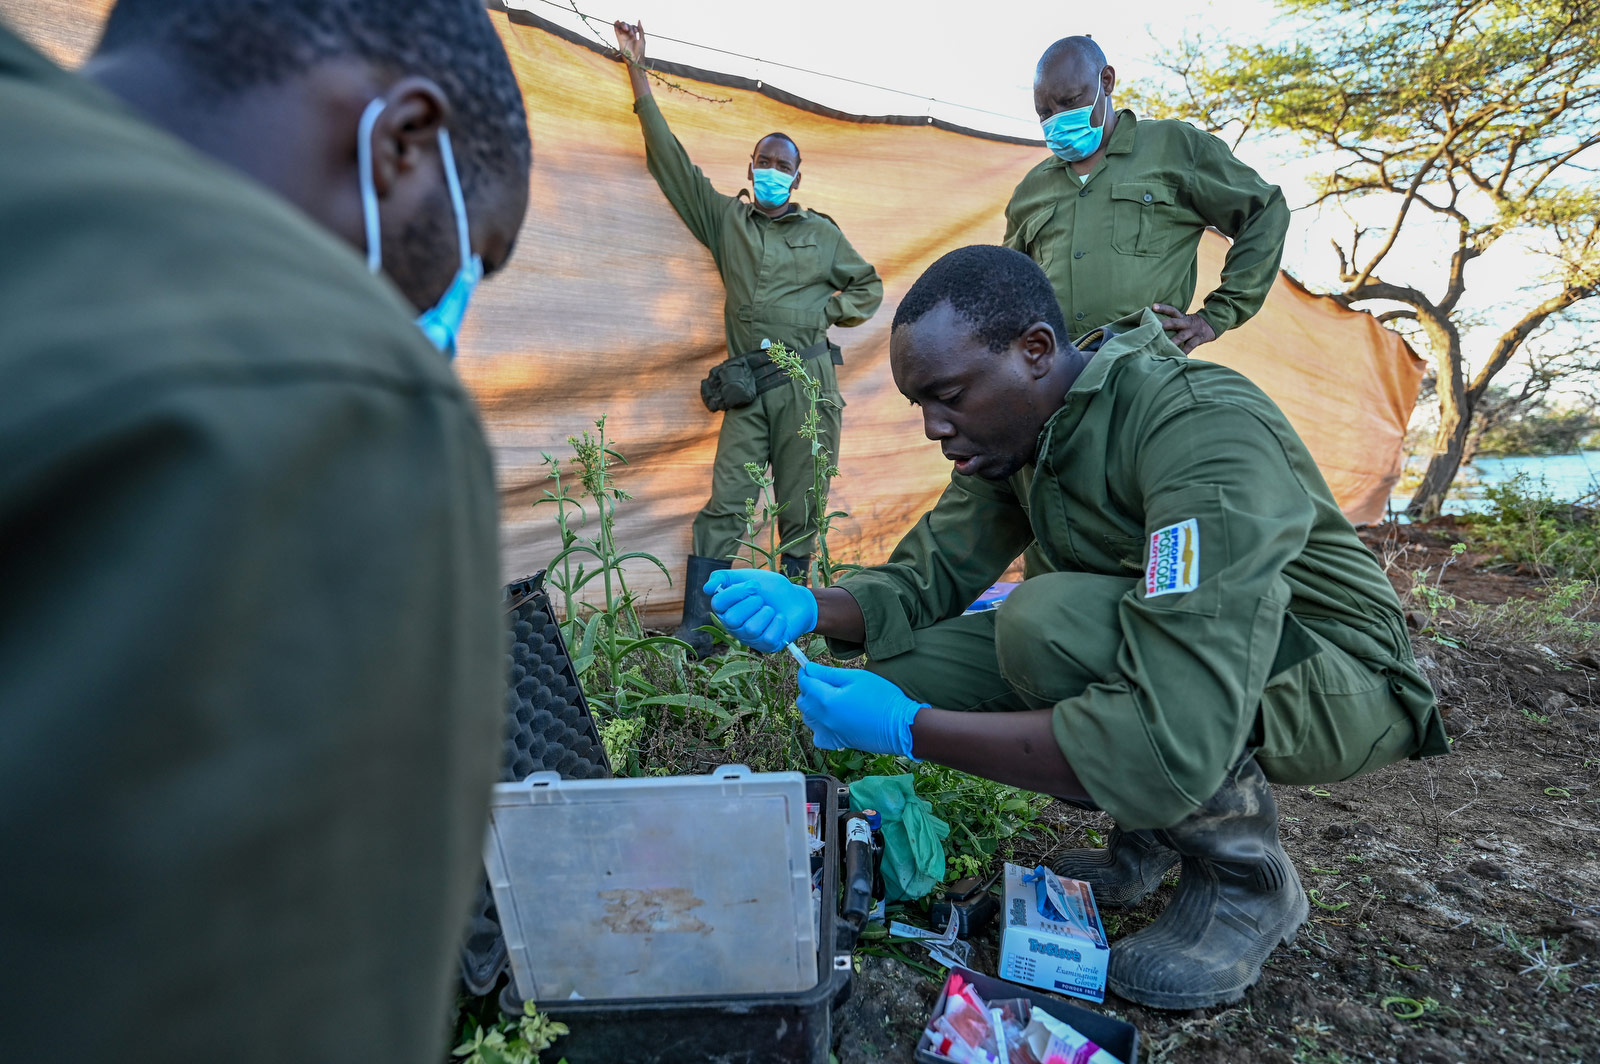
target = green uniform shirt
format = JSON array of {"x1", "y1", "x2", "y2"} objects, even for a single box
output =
[
  {"x1": 836, "y1": 310, "x2": 1447, "y2": 826},
  {"x1": 634, "y1": 96, "x2": 883, "y2": 356},
  {"x1": 1003, "y1": 111, "x2": 1290, "y2": 337},
  {"x1": 0, "y1": 27, "x2": 502, "y2": 1063}
]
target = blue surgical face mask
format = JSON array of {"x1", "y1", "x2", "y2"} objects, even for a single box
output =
[
  {"x1": 1040, "y1": 70, "x2": 1106, "y2": 163},
  {"x1": 751, "y1": 167, "x2": 796, "y2": 208},
  {"x1": 358, "y1": 98, "x2": 484, "y2": 359}
]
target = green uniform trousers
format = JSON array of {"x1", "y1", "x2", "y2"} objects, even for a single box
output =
[
  {"x1": 868, "y1": 573, "x2": 1420, "y2": 796},
  {"x1": 692, "y1": 358, "x2": 843, "y2": 562}
]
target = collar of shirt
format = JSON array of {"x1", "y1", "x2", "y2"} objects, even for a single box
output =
[
  {"x1": 736, "y1": 188, "x2": 805, "y2": 222},
  {"x1": 1041, "y1": 108, "x2": 1140, "y2": 173},
  {"x1": 1033, "y1": 305, "x2": 1168, "y2": 459}
]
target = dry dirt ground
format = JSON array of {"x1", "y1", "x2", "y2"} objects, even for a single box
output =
[{"x1": 834, "y1": 522, "x2": 1600, "y2": 1064}]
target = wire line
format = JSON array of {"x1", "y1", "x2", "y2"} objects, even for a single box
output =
[{"x1": 510, "y1": 0, "x2": 1033, "y2": 126}]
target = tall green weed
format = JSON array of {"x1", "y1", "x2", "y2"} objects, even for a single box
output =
[{"x1": 534, "y1": 354, "x2": 1051, "y2": 877}]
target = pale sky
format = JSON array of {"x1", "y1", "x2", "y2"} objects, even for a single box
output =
[
  {"x1": 509, "y1": 0, "x2": 1278, "y2": 142},
  {"x1": 509, "y1": 0, "x2": 1584, "y2": 398}
]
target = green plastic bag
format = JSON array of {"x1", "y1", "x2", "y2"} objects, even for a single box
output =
[{"x1": 849, "y1": 774, "x2": 950, "y2": 902}]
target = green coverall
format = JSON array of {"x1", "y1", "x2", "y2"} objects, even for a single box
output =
[
  {"x1": 634, "y1": 97, "x2": 884, "y2": 561},
  {"x1": 1003, "y1": 110, "x2": 1290, "y2": 338},
  {"x1": 0, "y1": 27, "x2": 503, "y2": 1063},
  {"x1": 830, "y1": 311, "x2": 1449, "y2": 831}
]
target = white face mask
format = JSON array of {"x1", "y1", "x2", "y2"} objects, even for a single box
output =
[{"x1": 357, "y1": 97, "x2": 484, "y2": 358}]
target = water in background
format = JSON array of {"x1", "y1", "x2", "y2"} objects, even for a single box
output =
[{"x1": 1389, "y1": 451, "x2": 1600, "y2": 517}]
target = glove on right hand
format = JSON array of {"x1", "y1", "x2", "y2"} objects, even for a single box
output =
[{"x1": 705, "y1": 567, "x2": 818, "y2": 653}]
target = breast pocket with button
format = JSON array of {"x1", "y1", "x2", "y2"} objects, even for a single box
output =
[
  {"x1": 784, "y1": 230, "x2": 823, "y2": 283},
  {"x1": 1110, "y1": 182, "x2": 1177, "y2": 258},
  {"x1": 1015, "y1": 202, "x2": 1057, "y2": 274}
]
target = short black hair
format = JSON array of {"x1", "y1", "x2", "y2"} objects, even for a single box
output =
[
  {"x1": 892, "y1": 245, "x2": 1067, "y2": 352},
  {"x1": 1037, "y1": 35, "x2": 1106, "y2": 77},
  {"x1": 96, "y1": 0, "x2": 530, "y2": 198},
  {"x1": 755, "y1": 131, "x2": 800, "y2": 162}
]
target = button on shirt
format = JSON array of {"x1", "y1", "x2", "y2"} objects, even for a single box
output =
[{"x1": 1003, "y1": 111, "x2": 1290, "y2": 338}]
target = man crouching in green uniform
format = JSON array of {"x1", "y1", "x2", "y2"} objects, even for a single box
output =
[
  {"x1": 704, "y1": 245, "x2": 1449, "y2": 1009},
  {"x1": 0, "y1": 2, "x2": 527, "y2": 1061},
  {"x1": 613, "y1": 20, "x2": 884, "y2": 657}
]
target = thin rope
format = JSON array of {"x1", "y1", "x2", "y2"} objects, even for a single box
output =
[{"x1": 512, "y1": 0, "x2": 1031, "y2": 126}]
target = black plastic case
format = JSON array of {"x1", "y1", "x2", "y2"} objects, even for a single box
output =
[{"x1": 460, "y1": 572, "x2": 612, "y2": 995}]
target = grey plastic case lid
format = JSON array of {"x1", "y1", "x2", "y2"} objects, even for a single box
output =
[{"x1": 484, "y1": 765, "x2": 818, "y2": 1002}]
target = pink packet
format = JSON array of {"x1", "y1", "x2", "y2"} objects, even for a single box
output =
[
  {"x1": 941, "y1": 986, "x2": 994, "y2": 1050},
  {"x1": 930, "y1": 1015, "x2": 990, "y2": 1064}
]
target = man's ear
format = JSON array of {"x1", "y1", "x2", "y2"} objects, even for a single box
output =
[
  {"x1": 367, "y1": 76, "x2": 450, "y2": 199},
  {"x1": 1021, "y1": 321, "x2": 1058, "y2": 378},
  {"x1": 1102, "y1": 64, "x2": 1117, "y2": 98},
  {"x1": 747, "y1": 160, "x2": 755, "y2": 183},
  {"x1": 791, "y1": 169, "x2": 802, "y2": 192}
]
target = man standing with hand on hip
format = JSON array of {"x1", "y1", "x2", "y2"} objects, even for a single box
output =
[
  {"x1": 1006, "y1": 35, "x2": 1289, "y2": 351},
  {"x1": 614, "y1": 20, "x2": 883, "y2": 658}
]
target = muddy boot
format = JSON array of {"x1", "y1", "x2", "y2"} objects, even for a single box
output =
[
  {"x1": 781, "y1": 553, "x2": 809, "y2": 583},
  {"x1": 1107, "y1": 759, "x2": 1308, "y2": 1010},
  {"x1": 673, "y1": 555, "x2": 731, "y2": 660},
  {"x1": 1052, "y1": 828, "x2": 1179, "y2": 909}
]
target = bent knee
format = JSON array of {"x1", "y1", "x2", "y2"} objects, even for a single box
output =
[{"x1": 994, "y1": 573, "x2": 1133, "y2": 704}]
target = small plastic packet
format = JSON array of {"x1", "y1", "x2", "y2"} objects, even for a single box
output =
[
  {"x1": 927, "y1": 1015, "x2": 989, "y2": 1064},
  {"x1": 926, "y1": 977, "x2": 1037, "y2": 1064},
  {"x1": 983, "y1": 999, "x2": 1035, "y2": 1064},
  {"x1": 805, "y1": 802, "x2": 825, "y2": 854},
  {"x1": 939, "y1": 974, "x2": 994, "y2": 1049}
]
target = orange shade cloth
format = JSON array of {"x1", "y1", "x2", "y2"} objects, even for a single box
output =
[{"x1": 3, "y1": 2, "x2": 1422, "y2": 624}]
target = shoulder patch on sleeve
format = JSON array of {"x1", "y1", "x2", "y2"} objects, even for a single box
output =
[{"x1": 1145, "y1": 519, "x2": 1200, "y2": 597}]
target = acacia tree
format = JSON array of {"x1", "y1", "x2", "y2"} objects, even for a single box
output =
[{"x1": 1139, "y1": 0, "x2": 1600, "y2": 517}]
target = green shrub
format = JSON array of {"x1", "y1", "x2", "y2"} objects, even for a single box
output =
[{"x1": 1463, "y1": 473, "x2": 1600, "y2": 581}]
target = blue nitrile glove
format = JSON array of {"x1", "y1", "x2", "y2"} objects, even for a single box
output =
[
  {"x1": 795, "y1": 663, "x2": 926, "y2": 760},
  {"x1": 704, "y1": 568, "x2": 818, "y2": 653}
]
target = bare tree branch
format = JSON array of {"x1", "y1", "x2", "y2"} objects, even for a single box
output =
[{"x1": 1468, "y1": 285, "x2": 1597, "y2": 406}]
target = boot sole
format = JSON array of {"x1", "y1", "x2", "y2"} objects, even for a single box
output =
[{"x1": 1108, "y1": 888, "x2": 1311, "y2": 1011}]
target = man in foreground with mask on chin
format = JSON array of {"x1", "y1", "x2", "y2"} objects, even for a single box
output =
[
  {"x1": 704, "y1": 246, "x2": 1447, "y2": 1010},
  {"x1": 613, "y1": 20, "x2": 883, "y2": 657},
  {"x1": 1006, "y1": 35, "x2": 1289, "y2": 353},
  {"x1": 0, "y1": 2, "x2": 528, "y2": 1060}
]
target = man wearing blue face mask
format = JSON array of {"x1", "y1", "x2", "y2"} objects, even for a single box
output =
[
  {"x1": 1005, "y1": 36, "x2": 1289, "y2": 353},
  {"x1": 357, "y1": 96, "x2": 485, "y2": 358},
  {"x1": 0, "y1": 2, "x2": 531, "y2": 1061},
  {"x1": 614, "y1": 20, "x2": 884, "y2": 658}
]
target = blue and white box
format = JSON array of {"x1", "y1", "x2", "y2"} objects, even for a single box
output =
[{"x1": 997, "y1": 862, "x2": 1110, "y2": 1004}]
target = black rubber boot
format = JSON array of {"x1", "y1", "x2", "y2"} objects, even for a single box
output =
[
  {"x1": 673, "y1": 555, "x2": 731, "y2": 659},
  {"x1": 1052, "y1": 828, "x2": 1179, "y2": 909},
  {"x1": 1107, "y1": 759, "x2": 1308, "y2": 1010},
  {"x1": 781, "y1": 553, "x2": 809, "y2": 583}
]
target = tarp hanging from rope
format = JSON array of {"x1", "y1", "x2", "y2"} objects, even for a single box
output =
[{"x1": 4, "y1": 1, "x2": 1424, "y2": 625}]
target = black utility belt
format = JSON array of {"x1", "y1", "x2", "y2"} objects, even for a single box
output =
[{"x1": 700, "y1": 339, "x2": 842, "y2": 412}]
